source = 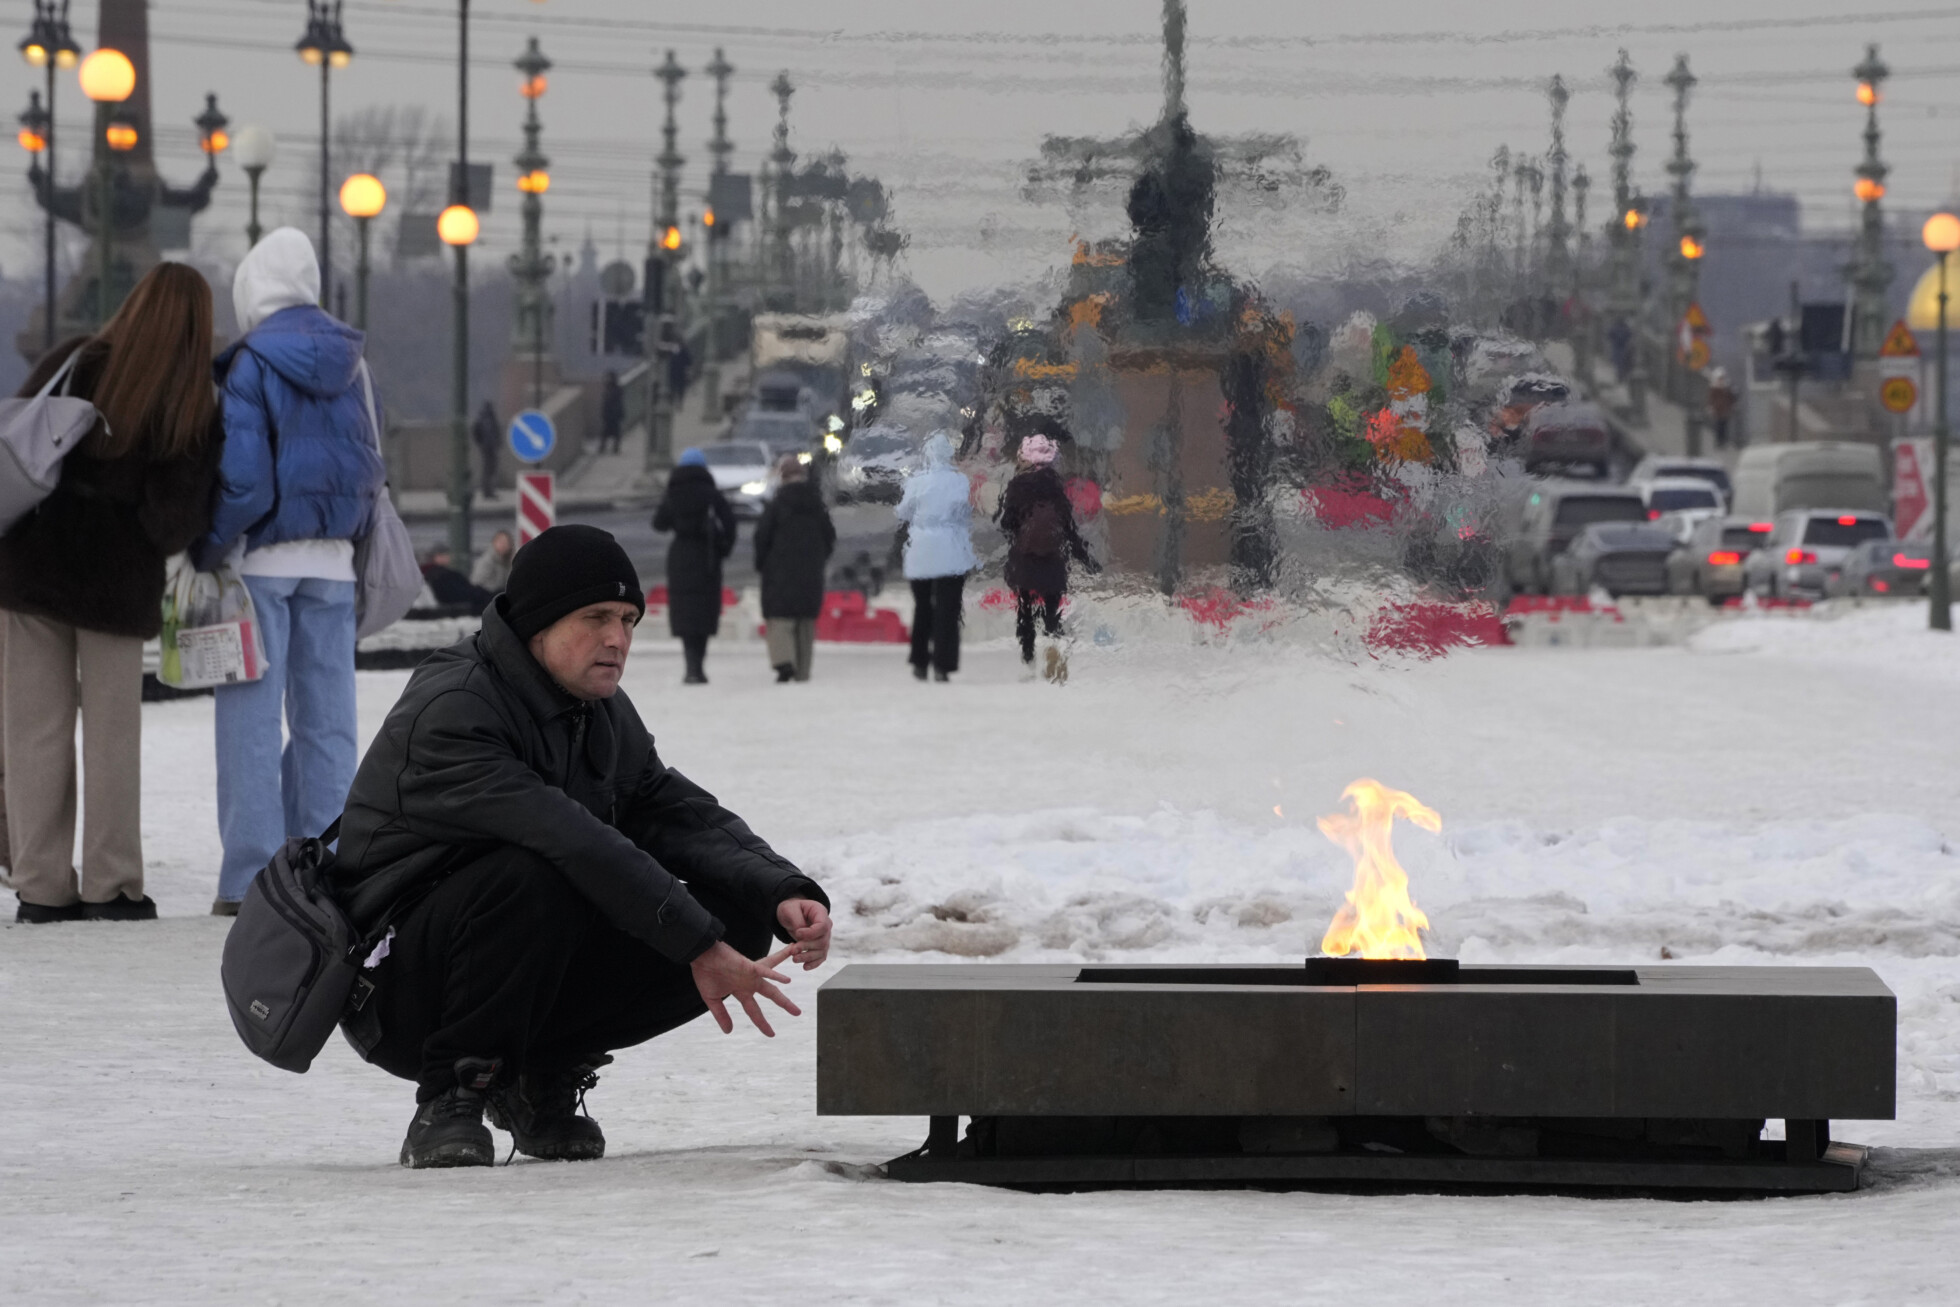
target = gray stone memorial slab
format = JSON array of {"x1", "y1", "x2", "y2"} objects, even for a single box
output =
[{"x1": 817, "y1": 962, "x2": 1895, "y2": 1193}]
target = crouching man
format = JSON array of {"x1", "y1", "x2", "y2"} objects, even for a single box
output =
[{"x1": 331, "y1": 525, "x2": 832, "y2": 1169}]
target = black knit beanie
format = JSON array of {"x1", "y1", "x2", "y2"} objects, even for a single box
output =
[{"x1": 502, "y1": 525, "x2": 644, "y2": 640}]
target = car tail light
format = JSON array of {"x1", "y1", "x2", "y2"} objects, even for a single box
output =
[
  {"x1": 1647, "y1": 509, "x2": 1662, "y2": 520},
  {"x1": 1837, "y1": 515, "x2": 1859, "y2": 526},
  {"x1": 1749, "y1": 522, "x2": 1774, "y2": 533},
  {"x1": 1786, "y1": 548, "x2": 1817, "y2": 565},
  {"x1": 1708, "y1": 551, "x2": 1742, "y2": 566},
  {"x1": 1872, "y1": 578, "x2": 1891, "y2": 593},
  {"x1": 1894, "y1": 553, "x2": 1931, "y2": 570}
]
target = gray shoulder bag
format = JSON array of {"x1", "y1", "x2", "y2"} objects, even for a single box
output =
[{"x1": 350, "y1": 361, "x2": 421, "y2": 638}]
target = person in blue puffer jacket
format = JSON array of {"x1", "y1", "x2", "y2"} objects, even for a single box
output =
[{"x1": 201, "y1": 227, "x2": 385, "y2": 913}]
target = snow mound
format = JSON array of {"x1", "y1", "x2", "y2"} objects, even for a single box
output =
[
  {"x1": 811, "y1": 806, "x2": 1960, "y2": 966},
  {"x1": 1689, "y1": 602, "x2": 1960, "y2": 678}
]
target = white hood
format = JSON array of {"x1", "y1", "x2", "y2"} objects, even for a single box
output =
[{"x1": 233, "y1": 227, "x2": 320, "y2": 333}]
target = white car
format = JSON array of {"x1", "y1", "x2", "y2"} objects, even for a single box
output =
[
  {"x1": 1628, "y1": 455, "x2": 1733, "y2": 508},
  {"x1": 1640, "y1": 476, "x2": 1724, "y2": 528},
  {"x1": 698, "y1": 441, "x2": 774, "y2": 518}
]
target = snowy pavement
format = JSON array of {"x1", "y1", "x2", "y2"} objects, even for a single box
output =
[{"x1": 4, "y1": 606, "x2": 1960, "y2": 1303}]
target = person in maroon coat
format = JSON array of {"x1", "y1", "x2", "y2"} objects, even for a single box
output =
[
  {"x1": 0, "y1": 263, "x2": 224, "y2": 922},
  {"x1": 998, "y1": 430, "x2": 1097, "y2": 682}
]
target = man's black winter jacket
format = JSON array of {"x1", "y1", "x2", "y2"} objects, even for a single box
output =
[{"x1": 333, "y1": 600, "x2": 825, "y2": 960}]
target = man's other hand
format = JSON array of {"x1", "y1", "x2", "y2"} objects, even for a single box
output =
[
  {"x1": 690, "y1": 942, "x2": 801, "y2": 1036},
  {"x1": 777, "y1": 898, "x2": 832, "y2": 970}
]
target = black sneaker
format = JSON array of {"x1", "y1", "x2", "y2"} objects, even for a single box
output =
[
  {"x1": 484, "y1": 1054, "x2": 611, "y2": 1161},
  {"x1": 400, "y1": 1058, "x2": 500, "y2": 1169},
  {"x1": 82, "y1": 895, "x2": 157, "y2": 922},
  {"x1": 15, "y1": 900, "x2": 85, "y2": 924}
]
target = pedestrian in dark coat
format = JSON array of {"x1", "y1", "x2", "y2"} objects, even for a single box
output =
[
  {"x1": 471, "y1": 401, "x2": 501, "y2": 499},
  {"x1": 999, "y1": 432, "x2": 1096, "y2": 682},
  {"x1": 0, "y1": 263, "x2": 224, "y2": 923},
  {"x1": 599, "y1": 371, "x2": 625, "y2": 453},
  {"x1": 332, "y1": 525, "x2": 832, "y2": 1169},
  {"x1": 652, "y1": 447, "x2": 737, "y2": 684},
  {"x1": 753, "y1": 456, "x2": 835, "y2": 682}
]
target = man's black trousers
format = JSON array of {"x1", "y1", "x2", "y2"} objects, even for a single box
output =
[
  {"x1": 908, "y1": 574, "x2": 965, "y2": 675},
  {"x1": 361, "y1": 846, "x2": 773, "y2": 1101}
]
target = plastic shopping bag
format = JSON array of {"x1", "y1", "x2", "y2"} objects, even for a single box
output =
[{"x1": 159, "y1": 555, "x2": 269, "y2": 690}]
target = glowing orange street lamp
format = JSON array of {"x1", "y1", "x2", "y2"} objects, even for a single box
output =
[
  {"x1": 438, "y1": 203, "x2": 479, "y2": 247},
  {"x1": 1679, "y1": 234, "x2": 1704, "y2": 261},
  {"x1": 1923, "y1": 209, "x2": 1960, "y2": 630},
  {"x1": 79, "y1": 47, "x2": 135, "y2": 327},
  {"x1": 1855, "y1": 177, "x2": 1886, "y2": 204},
  {"x1": 339, "y1": 172, "x2": 386, "y2": 331}
]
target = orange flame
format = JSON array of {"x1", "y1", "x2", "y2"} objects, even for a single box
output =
[{"x1": 1318, "y1": 779, "x2": 1441, "y2": 960}]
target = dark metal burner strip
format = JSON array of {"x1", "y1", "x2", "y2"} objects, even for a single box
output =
[
  {"x1": 884, "y1": 1143, "x2": 1867, "y2": 1194},
  {"x1": 1075, "y1": 963, "x2": 1641, "y2": 987}
]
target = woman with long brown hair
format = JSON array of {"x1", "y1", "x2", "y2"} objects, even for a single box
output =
[{"x1": 0, "y1": 262, "x2": 224, "y2": 923}]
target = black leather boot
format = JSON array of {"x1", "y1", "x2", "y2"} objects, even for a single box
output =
[{"x1": 400, "y1": 1057, "x2": 500, "y2": 1169}]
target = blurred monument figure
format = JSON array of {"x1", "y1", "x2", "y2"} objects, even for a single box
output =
[
  {"x1": 599, "y1": 370, "x2": 625, "y2": 453},
  {"x1": 1019, "y1": 0, "x2": 1338, "y2": 595},
  {"x1": 21, "y1": 0, "x2": 220, "y2": 356}
]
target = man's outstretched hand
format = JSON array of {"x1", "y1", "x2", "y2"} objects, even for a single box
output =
[
  {"x1": 777, "y1": 897, "x2": 832, "y2": 970},
  {"x1": 690, "y1": 942, "x2": 801, "y2": 1037}
]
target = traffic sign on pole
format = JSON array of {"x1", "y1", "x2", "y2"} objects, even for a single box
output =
[
  {"x1": 508, "y1": 409, "x2": 556, "y2": 464},
  {"x1": 1881, "y1": 375, "x2": 1919, "y2": 414},
  {"x1": 517, "y1": 471, "x2": 555, "y2": 546},
  {"x1": 1879, "y1": 319, "x2": 1920, "y2": 359}
]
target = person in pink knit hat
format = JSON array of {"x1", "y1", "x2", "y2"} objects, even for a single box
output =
[{"x1": 997, "y1": 424, "x2": 1098, "y2": 682}]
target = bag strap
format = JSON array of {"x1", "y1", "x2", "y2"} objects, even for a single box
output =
[
  {"x1": 320, "y1": 817, "x2": 342, "y2": 845},
  {"x1": 35, "y1": 347, "x2": 83, "y2": 400},
  {"x1": 356, "y1": 360, "x2": 383, "y2": 457}
]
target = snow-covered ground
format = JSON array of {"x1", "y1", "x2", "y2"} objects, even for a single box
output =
[{"x1": 4, "y1": 605, "x2": 1959, "y2": 1303}]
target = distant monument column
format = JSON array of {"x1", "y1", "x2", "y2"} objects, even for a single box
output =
[{"x1": 21, "y1": 0, "x2": 218, "y2": 355}]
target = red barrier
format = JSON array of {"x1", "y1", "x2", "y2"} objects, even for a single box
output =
[{"x1": 1368, "y1": 602, "x2": 1512, "y2": 657}]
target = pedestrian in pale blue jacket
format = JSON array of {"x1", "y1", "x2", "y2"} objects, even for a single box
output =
[
  {"x1": 201, "y1": 228, "x2": 385, "y2": 912},
  {"x1": 893, "y1": 431, "x2": 976, "y2": 681}
]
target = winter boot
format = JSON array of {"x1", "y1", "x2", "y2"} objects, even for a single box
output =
[
  {"x1": 912, "y1": 663, "x2": 928, "y2": 681},
  {"x1": 14, "y1": 900, "x2": 84, "y2": 924},
  {"x1": 400, "y1": 1057, "x2": 500, "y2": 1169},
  {"x1": 210, "y1": 898, "x2": 240, "y2": 918},
  {"x1": 1042, "y1": 640, "x2": 1069, "y2": 685},
  {"x1": 774, "y1": 664, "x2": 797, "y2": 683},
  {"x1": 933, "y1": 668, "x2": 951, "y2": 682},
  {"x1": 484, "y1": 1054, "x2": 612, "y2": 1161},
  {"x1": 83, "y1": 894, "x2": 157, "y2": 922}
]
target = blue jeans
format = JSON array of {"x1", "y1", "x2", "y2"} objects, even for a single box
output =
[{"x1": 214, "y1": 577, "x2": 359, "y2": 902}]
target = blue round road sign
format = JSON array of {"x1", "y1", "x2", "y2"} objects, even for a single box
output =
[{"x1": 508, "y1": 409, "x2": 556, "y2": 464}]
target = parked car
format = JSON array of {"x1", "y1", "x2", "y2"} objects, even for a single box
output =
[
  {"x1": 698, "y1": 441, "x2": 774, "y2": 518},
  {"x1": 1519, "y1": 401, "x2": 1614, "y2": 478},
  {"x1": 1664, "y1": 516, "x2": 1775, "y2": 599},
  {"x1": 1640, "y1": 475, "x2": 1725, "y2": 522},
  {"x1": 1489, "y1": 373, "x2": 1571, "y2": 439},
  {"x1": 1741, "y1": 509, "x2": 1894, "y2": 598},
  {"x1": 1630, "y1": 455, "x2": 1733, "y2": 507},
  {"x1": 1731, "y1": 442, "x2": 1884, "y2": 519},
  {"x1": 1550, "y1": 521, "x2": 1677, "y2": 596},
  {"x1": 835, "y1": 427, "x2": 922, "y2": 504},
  {"x1": 1502, "y1": 482, "x2": 1649, "y2": 594},
  {"x1": 1827, "y1": 539, "x2": 1934, "y2": 597},
  {"x1": 733, "y1": 407, "x2": 819, "y2": 459}
]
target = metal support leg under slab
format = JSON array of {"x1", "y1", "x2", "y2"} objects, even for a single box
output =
[
  {"x1": 1786, "y1": 1120, "x2": 1830, "y2": 1163},
  {"x1": 926, "y1": 1116, "x2": 959, "y2": 1159}
]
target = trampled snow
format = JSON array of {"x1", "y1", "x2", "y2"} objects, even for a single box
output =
[{"x1": 4, "y1": 602, "x2": 1959, "y2": 1303}]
